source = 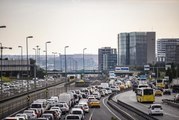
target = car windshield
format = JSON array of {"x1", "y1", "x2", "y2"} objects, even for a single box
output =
[
  {"x1": 152, "y1": 105, "x2": 162, "y2": 109},
  {"x1": 31, "y1": 104, "x2": 42, "y2": 108},
  {"x1": 72, "y1": 111, "x2": 82, "y2": 114},
  {"x1": 67, "y1": 116, "x2": 80, "y2": 119}
]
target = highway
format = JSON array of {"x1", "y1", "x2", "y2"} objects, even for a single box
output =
[{"x1": 114, "y1": 90, "x2": 179, "y2": 120}]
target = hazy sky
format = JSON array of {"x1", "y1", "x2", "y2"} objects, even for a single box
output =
[{"x1": 0, "y1": 0, "x2": 179, "y2": 55}]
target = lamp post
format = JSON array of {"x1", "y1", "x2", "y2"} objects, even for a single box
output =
[
  {"x1": 64, "y1": 46, "x2": 69, "y2": 92},
  {"x1": 18, "y1": 46, "x2": 23, "y2": 84},
  {"x1": 83, "y1": 48, "x2": 87, "y2": 79},
  {"x1": 45, "y1": 41, "x2": 51, "y2": 98},
  {"x1": 52, "y1": 52, "x2": 57, "y2": 70},
  {"x1": 33, "y1": 48, "x2": 37, "y2": 89},
  {"x1": 38, "y1": 48, "x2": 41, "y2": 66},
  {"x1": 0, "y1": 44, "x2": 12, "y2": 96},
  {"x1": 36, "y1": 45, "x2": 39, "y2": 65},
  {"x1": 59, "y1": 53, "x2": 62, "y2": 71},
  {"x1": 26, "y1": 36, "x2": 33, "y2": 106}
]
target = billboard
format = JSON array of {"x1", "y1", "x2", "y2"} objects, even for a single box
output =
[
  {"x1": 115, "y1": 67, "x2": 129, "y2": 72},
  {"x1": 144, "y1": 65, "x2": 150, "y2": 71}
]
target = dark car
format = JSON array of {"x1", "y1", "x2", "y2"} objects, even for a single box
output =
[{"x1": 163, "y1": 89, "x2": 171, "y2": 95}]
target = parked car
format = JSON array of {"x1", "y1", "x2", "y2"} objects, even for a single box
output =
[{"x1": 148, "y1": 104, "x2": 163, "y2": 115}]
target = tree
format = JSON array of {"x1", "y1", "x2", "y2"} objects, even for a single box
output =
[{"x1": 166, "y1": 68, "x2": 172, "y2": 83}]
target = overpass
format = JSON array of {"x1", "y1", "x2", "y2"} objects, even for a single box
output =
[{"x1": 47, "y1": 70, "x2": 103, "y2": 76}]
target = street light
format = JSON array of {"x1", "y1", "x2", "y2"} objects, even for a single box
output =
[
  {"x1": 26, "y1": 36, "x2": 33, "y2": 106},
  {"x1": 0, "y1": 44, "x2": 12, "y2": 96},
  {"x1": 36, "y1": 45, "x2": 39, "y2": 65},
  {"x1": 52, "y1": 52, "x2": 57, "y2": 70},
  {"x1": 33, "y1": 48, "x2": 37, "y2": 89},
  {"x1": 83, "y1": 48, "x2": 87, "y2": 79},
  {"x1": 45, "y1": 41, "x2": 51, "y2": 98},
  {"x1": 0, "y1": 26, "x2": 6, "y2": 28},
  {"x1": 18, "y1": 46, "x2": 23, "y2": 80},
  {"x1": 64, "y1": 46, "x2": 69, "y2": 92},
  {"x1": 59, "y1": 53, "x2": 62, "y2": 71}
]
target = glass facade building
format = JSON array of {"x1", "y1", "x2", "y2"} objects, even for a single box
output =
[
  {"x1": 98, "y1": 47, "x2": 117, "y2": 71},
  {"x1": 157, "y1": 38, "x2": 179, "y2": 62},
  {"x1": 118, "y1": 32, "x2": 155, "y2": 66}
]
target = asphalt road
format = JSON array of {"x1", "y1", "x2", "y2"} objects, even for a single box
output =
[{"x1": 113, "y1": 90, "x2": 179, "y2": 120}]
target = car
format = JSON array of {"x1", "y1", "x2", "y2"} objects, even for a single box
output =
[
  {"x1": 148, "y1": 104, "x2": 163, "y2": 115},
  {"x1": 65, "y1": 114, "x2": 81, "y2": 120},
  {"x1": 37, "y1": 117, "x2": 49, "y2": 120},
  {"x1": 88, "y1": 99, "x2": 100, "y2": 108},
  {"x1": 155, "y1": 89, "x2": 163, "y2": 96},
  {"x1": 93, "y1": 91, "x2": 101, "y2": 100},
  {"x1": 70, "y1": 108, "x2": 85, "y2": 120},
  {"x1": 174, "y1": 94, "x2": 179, "y2": 103},
  {"x1": 163, "y1": 89, "x2": 171, "y2": 95},
  {"x1": 43, "y1": 110, "x2": 60, "y2": 120},
  {"x1": 23, "y1": 109, "x2": 37, "y2": 119},
  {"x1": 41, "y1": 113, "x2": 54, "y2": 120},
  {"x1": 4, "y1": 117, "x2": 20, "y2": 120},
  {"x1": 50, "y1": 107, "x2": 62, "y2": 119},
  {"x1": 54, "y1": 102, "x2": 69, "y2": 114},
  {"x1": 15, "y1": 113, "x2": 28, "y2": 120}
]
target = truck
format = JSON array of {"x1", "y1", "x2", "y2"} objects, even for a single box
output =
[
  {"x1": 171, "y1": 79, "x2": 179, "y2": 93},
  {"x1": 99, "y1": 83, "x2": 109, "y2": 89}
]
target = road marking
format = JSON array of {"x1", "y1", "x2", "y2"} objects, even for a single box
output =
[
  {"x1": 89, "y1": 108, "x2": 95, "y2": 120},
  {"x1": 103, "y1": 97, "x2": 121, "y2": 120}
]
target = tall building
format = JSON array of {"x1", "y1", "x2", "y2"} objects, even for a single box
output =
[
  {"x1": 165, "y1": 44, "x2": 179, "y2": 64},
  {"x1": 98, "y1": 47, "x2": 117, "y2": 71},
  {"x1": 118, "y1": 32, "x2": 155, "y2": 66},
  {"x1": 176, "y1": 45, "x2": 179, "y2": 64},
  {"x1": 157, "y1": 38, "x2": 179, "y2": 62}
]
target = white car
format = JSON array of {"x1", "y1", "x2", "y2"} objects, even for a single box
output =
[
  {"x1": 70, "y1": 108, "x2": 84, "y2": 120},
  {"x1": 50, "y1": 106, "x2": 62, "y2": 118},
  {"x1": 23, "y1": 109, "x2": 37, "y2": 119},
  {"x1": 148, "y1": 104, "x2": 163, "y2": 115},
  {"x1": 65, "y1": 114, "x2": 81, "y2": 120}
]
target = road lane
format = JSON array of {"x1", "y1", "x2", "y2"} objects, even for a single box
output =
[{"x1": 114, "y1": 90, "x2": 179, "y2": 120}]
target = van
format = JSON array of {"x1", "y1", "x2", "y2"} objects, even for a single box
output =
[{"x1": 59, "y1": 93, "x2": 72, "y2": 108}]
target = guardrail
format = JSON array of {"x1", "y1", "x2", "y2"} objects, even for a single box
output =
[
  {"x1": 107, "y1": 89, "x2": 158, "y2": 120},
  {"x1": 0, "y1": 80, "x2": 75, "y2": 119},
  {"x1": 0, "y1": 78, "x2": 65, "y2": 103},
  {"x1": 162, "y1": 99, "x2": 179, "y2": 109}
]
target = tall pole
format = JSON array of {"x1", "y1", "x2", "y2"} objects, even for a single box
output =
[
  {"x1": 0, "y1": 26, "x2": 6, "y2": 96},
  {"x1": 65, "y1": 46, "x2": 69, "y2": 92},
  {"x1": 36, "y1": 45, "x2": 39, "y2": 65},
  {"x1": 18, "y1": 46, "x2": 23, "y2": 78},
  {"x1": 38, "y1": 48, "x2": 41, "y2": 66},
  {"x1": 83, "y1": 48, "x2": 87, "y2": 79},
  {"x1": 26, "y1": 36, "x2": 33, "y2": 106},
  {"x1": 0, "y1": 44, "x2": 12, "y2": 97},
  {"x1": 52, "y1": 52, "x2": 57, "y2": 70},
  {"x1": 33, "y1": 48, "x2": 37, "y2": 89},
  {"x1": 45, "y1": 41, "x2": 51, "y2": 98},
  {"x1": 59, "y1": 53, "x2": 62, "y2": 71}
]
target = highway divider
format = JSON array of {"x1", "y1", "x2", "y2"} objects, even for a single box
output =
[{"x1": 162, "y1": 99, "x2": 179, "y2": 109}]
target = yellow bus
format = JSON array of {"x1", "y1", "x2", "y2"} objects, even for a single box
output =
[
  {"x1": 136, "y1": 87, "x2": 155, "y2": 103},
  {"x1": 156, "y1": 79, "x2": 165, "y2": 88}
]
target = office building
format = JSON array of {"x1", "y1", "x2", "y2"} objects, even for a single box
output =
[
  {"x1": 98, "y1": 47, "x2": 117, "y2": 71},
  {"x1": 166, "y1": 44, "x2": 179, "y2": 64},
  {"x1": 118, "y1": 32, "x2": 155, "y2": 66},
  {"x1": 157, "y1": 38, "x2": 179, "y2": 62}
]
